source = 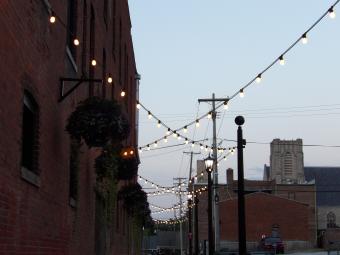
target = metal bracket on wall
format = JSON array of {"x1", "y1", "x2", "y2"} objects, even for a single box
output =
[{"x1": 58, "y1": 77, "x2": 102, "y2": 102}]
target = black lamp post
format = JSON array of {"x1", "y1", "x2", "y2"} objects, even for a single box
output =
[
  {"x1": 194, "y1": 194, "x2": 199, "y2": 255},
  {"x1": 235, "y1": 116, "x2": 247, "y2": 255},
  {"x1": 188, "y1": 194, "x2": 193, "y2": 255},
  {"x1": 205, "y1": 154, "x2": 214, "y2": 255}
]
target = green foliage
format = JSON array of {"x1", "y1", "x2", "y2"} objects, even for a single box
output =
[
  {"x1": 117, "y1": 157, "x2": 138, "y2": 180},
  {"x1": 66, "y1": 97, "x2": 130, "y2": 147},
  {"x1": 118, "y1": 183, "x2": 152, "y2": 226}
]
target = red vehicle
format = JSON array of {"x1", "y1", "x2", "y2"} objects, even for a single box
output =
[{"x1": 258, "y1": 237, "x2": 284, "y2": 254}]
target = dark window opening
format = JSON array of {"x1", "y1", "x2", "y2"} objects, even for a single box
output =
[
  {"x1": 21, "y1": 92, "x2": 39, "y2": 173},
  {"x1": 67, "y1": 0, "x2": 78, "y2": 60},
  {"x1": 327, "y1": 212, "x2": 336, "y2": 228},
  {"x1": 69, "y1": 139, "x2": 80, "y2": 201}
]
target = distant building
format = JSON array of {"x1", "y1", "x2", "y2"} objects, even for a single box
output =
[{"x1": 264, "y1": 139, "x2": 340, "y2": 248}]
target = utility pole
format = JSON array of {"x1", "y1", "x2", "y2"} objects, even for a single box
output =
[
  {"x1": 183, "y1": 151, "x2": 200, "y2": 255},
  {"x1": 174, "y1": 177, "x2": 186, "y2": 255},
  {"x1": 198, "y1": 93, "x2": 229, "y2": 253}
]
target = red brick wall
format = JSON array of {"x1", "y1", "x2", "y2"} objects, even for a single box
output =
[
  {"x1": 0, "y1": 0, "x2": 138, "y2": 254},
  {"x1": 220, "y1": 193, "x2": 310, "y2": 242}
]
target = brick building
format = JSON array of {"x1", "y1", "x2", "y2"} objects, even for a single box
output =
[
  {"x1": 0, "y1": 0, "x2": 140, "y2": 254},
  {"x1": 192, "y1": 166, "x2": 316, "y2": 252}
]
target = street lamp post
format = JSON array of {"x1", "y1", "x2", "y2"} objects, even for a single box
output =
[
  {"x1": 205, "y1": 155, "x2": 214, "y2": 255},
  {"x1": 194, "y1": 194, "x2": 199, "y2": 255},
  {"x1": 188, "y1": 194, "x2": 193, "y2": 255},
  {"x1": 235, "y1": 116, "x2": 247, "y2": 255}
]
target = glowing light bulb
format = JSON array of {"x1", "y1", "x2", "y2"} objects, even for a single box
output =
[
  {"x1": 136, "y1": 103, "x2": 141, "y2": 109},
  {"x1": 154, "y1": 142, "x2": 158, "y2": 147},
  {"x1": 166, "y1": 128, "x2": 171, "y2": 135},
  {"x1": 120, "y1": 90, "x2": 126, "y2": 97},
  {"x1": 177, "y1": 135, "x2": 181, "y2": 140},
  {"x1": 147, "y1": 145, "x2": 151, "y2": 150},
  {"x1": 148, "y1": 111, "x2": 152, "y2": 119},
  {"x1": 91, "y1": 59, "x2": 97, "y2": 66},
  {"x1": 191, "y1": 142, "x2": 195, "y2": 148},
  {"x1": 49, "y1": 12, "x2": 56, "y2": 23},
  {"x1": 185, "y1": 139, "x2": 189, "y2": 144},
  {"x1": 207, "y1": 112, "x2": 212, "y2": 119},
  {"x1": 195, "y1": 120, "x2": 200, "y2": 127},
  {"x1": 107, "y1": 75, "x2": 113, "y2": 84},
  {"x1": 157, "y1": 120, "x2": 161, "y2": 128},
  {"x1": 130, "y1": 150, "x2": 134, "y2": 155},
  {"x1": 224, "y1": 156, "x2": 227, "y2": 161},
  {"x1": 200, "y1": 144, "x2": 204, "y2": 150},
  {"x1": 279, "y1": 55, "x2": 285, "y2": 66},
  {"x1": 164, "y1": 136, "x2": 168, "y2": 143},
  {"x1": 139, "y1": 147, "x2": 142, "y2": 153},
  {"x1": 329, "y1": 7, "x2": 336, "y2": 19},
  {"x1": 183, "y1": 126, "x2": 188, "y2": 133},
  {"x1": 73, "y1": 38, "x2": 80, "y2": 46},
  {"x1": 205, "y1": 145, "x2": 208, "y2": 152},
  {"x1": 301, "y1": 33, "x2": 308, "y2": 44},
  {"x1": 240, "y1": 89, "x2": 245, "y2": 98},
  {"x1": 223, "y1": 101, "x2": 229, "y2": 110},
  {"x1": 256, "y1": 74, "x2": 262, "y2": 83},
  {"x1": 173, "y1": 132, "x2": 177, "y2": 138}
]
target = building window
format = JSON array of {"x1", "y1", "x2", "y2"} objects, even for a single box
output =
[
  {"x1": 69, "y1": 139, "x2": 80, "y2": 203},
  {"x1": 284, "y1": 152, "x2": 293, "y2": 175},
  {"x1": 21, "y1": 91, "x2": 39, "y2": 173},
  {"x1": 327, "y1": 212, "x2": 336, "y2": 228},
  {"x1": 67, "y1": 0, "x2": 77, "y2": 60}
]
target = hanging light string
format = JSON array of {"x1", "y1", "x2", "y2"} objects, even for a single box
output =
[
  {"x1": 137, "y1": 1, "x2": 338, "y2": 151},
  {"x1": 138, "y1": 174, "x2": 177, "y2": 191},
  {"x1": 47, "y1": 5, "x2": 127, "y2": 96},
  {"x1": 153, "y1": 218, "x2": 187, "y2": 225}
]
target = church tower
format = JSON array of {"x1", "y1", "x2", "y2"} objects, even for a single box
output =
[{"x1": 270, "y1": 139, "x2": 304, "y2": 184}]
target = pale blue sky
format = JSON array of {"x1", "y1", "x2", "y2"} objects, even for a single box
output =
[{"x1": 129, "y1": 0, "x2": 340, "y2": 218}]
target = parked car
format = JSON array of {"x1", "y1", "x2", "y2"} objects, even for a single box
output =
[{"x1": 258, "y1": 236, "x2": 284, "y2": 254}]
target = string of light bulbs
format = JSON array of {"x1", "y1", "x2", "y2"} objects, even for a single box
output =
[{"x1": 137, "y1": 1, "x2": 338, "y2": 152}]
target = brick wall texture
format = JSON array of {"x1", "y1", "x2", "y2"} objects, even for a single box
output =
[{"x1": 0, "y1": 0, "x2": 139, "y2": 254}]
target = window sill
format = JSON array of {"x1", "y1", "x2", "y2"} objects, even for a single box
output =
[
  {"x1": 21, "y1": 167, "x2": 40, "y2": 187},
  {"x1": 69, "y1": 197, "x2": 77, "y2": 208},
  {"x1": 66, "y1": 46, "x2": 78, "y2": 73}
]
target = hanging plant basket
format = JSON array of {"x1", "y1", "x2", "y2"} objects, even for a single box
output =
[
  {"x1": 117, "y1": 157, "x2": 138, "y2": 180},
  {"x1": 118, "y1": 183, "x2": 150, "y2": 219},
  {"x1": 66, "y1": 97, "x2": 130, "y2": 147}
]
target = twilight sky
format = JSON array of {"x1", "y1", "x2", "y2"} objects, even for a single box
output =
[{"x1": 129, "y1": 0, "x2": 340, "y2": 219}]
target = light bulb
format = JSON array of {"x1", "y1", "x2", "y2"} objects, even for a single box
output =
[
  {"x1": 301, "y1": 33, "x2": 308, "y2": 44},
  {"x1": 91, "y1": 59, "x2": 96, "y2": 66},
  {"x1": 147, "y1": 145, "x2": 151, "y2": 150},
  {"x1": 195, "y1": 120, "x2": 200, "y2": 127},
  {"x1": 279, "y1": 55, "x2": 285, "y2": 66},
  {"x1": 139, "y1": 147, "x2": 142, "y2": 153},
  {"x1": 240, "y1": 89, "x2": 244, "y2": 98},
  {"x1": 164, "y1": 137, "x2": 168, "y2": 143},
  {"x1": 173, "y1": 132, "x2": 177, "y2": 138},
  {"x1": 191, "y1": 142, "x2": 195, "y2": 148},
  {"x1": 256, "y1": 74, "x2": 262, "y2": 83},
  {"x1": 148, "y1": 111, "x2": 152, "y2": 119},
  {"x1": 154, "y1": 142, "x2": 158, "y2": 147},
  {"x1": 205, "y1": 145, "x2": 208, "y2": 152},
  {"x1": 166, "y1": 128, "x2": 171, "y2": 135},
  {"x1": 73, "y1": 38, "x2": 80, "y2": 46},
  {"x1": 329, "y1": 7, "x2": 336, "y2": 19},
  {"x1": 157, "y1": 120, "x2": 161, "y2": 128},
  {"x1": 107, "y1": 75, "x2": 113, "y2": 83},
  {"x1": 49, "y1": 12, "x2": 56, "y2": 23},
  {"x1": 120, "y1": 90, "x2": 126, "y2": 97},
  {"x1": 185, "y1": 139, "x2": 189, "y2": 144},
  {"x1": 136, "y1": 103, "x2": 141, "y2": 109},
  {"x1": 183, "y1": 126, "x2": 188, "y2": 133},
  {"x1": 224, "y1": 156, "x2": 227, "y2": 161},
  {"x1": 207, "y1": 112, "x2": 212, "y2": 119},
  {"x1": 177, "y1": 135, "x2": 181, "y2": 140},
  {"x1": 223, "y1": 101, "x2": 229, "y2": 110},
  {"x1": 200, "y1": 144, "x2": 204, "y2": 150}
]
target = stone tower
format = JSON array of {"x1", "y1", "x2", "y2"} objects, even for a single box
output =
[{"x1": 270, "y1": 139, "x2": 305, "y2": 184}]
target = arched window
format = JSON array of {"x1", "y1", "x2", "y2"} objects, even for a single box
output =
[
  {"x1": 327, "y1": 212, "x2": 336, "y2": 228},
  {"x1": 21, "y1": 91, "x2": 39, "y2": 173}
]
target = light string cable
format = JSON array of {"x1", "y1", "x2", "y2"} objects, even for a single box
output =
[{"x1": 136, "y1": 1, "x2": 339, "y2": 150}]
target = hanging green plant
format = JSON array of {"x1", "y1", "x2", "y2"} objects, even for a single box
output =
[
  {"x1": 95, "y1": 144, "x2": 121, "y2": 181},
  {"x1": 66, "y1": 97, "x2": 130, "y2": 147},
  {"x1": 117, "y1": 157, "x2": 138, "y2": 180},
  {"x1": 118, "y1": 183, "x2": 151, "y2": 223}
]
